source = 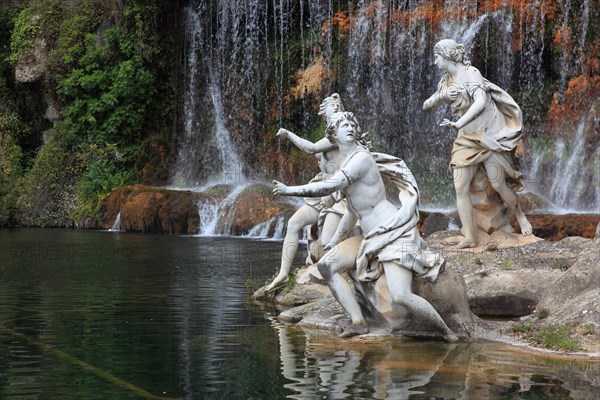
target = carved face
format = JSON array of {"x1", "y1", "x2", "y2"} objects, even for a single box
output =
[
  {"x1": 323, "y1": 101, "x2": 340, "y2": 121},
  {"x1": 434, "y1": 53, "x2": 451, "y2": 71},
  {"x1": 335, "y1": 117, "x2": 357, "y2": 145}
]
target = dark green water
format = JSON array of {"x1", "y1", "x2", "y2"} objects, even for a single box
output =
[{"x1": 0, "y1": 229, "x2": 598, "y2": 399}]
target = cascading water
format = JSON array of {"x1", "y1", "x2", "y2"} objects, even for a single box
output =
[
  {"x1": 108, "y1": 212, "x2": 122, "y2": 232},
  {"x1": 174, "y1": 0, "x2": 599, "y2": 237}
]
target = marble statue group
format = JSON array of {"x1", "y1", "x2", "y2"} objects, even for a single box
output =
[{"x1": 270, "y1": 39, "x2": 533, "y2": 339}]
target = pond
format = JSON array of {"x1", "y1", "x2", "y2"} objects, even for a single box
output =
[{"x1": 0, "y1": 229, "x2": 598, "y2": 399}]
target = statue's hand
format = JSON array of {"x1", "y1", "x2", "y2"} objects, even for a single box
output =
[
  {"x1": 447, "y1": 86, "x2": 463, "y2": 101},
  {"x1": 276, "y1": 128, "x2": 290, "y2": 139},
  {"x1": 440, "y1": 119, "x2": 459, "y2": 129},
  {"x1": 323, "y1": 240, "x2": 337, "y2": 251},
  {"x1": 272, "y1": 180, "x2": 289, "y2": 196}
]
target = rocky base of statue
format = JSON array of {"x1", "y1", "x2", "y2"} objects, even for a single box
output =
[
  {"x1": 446, "y1": 168, "x2": 541, "y2": 248},
  {"x1": 257, "y1": 267, "x2": 488, "y2": 341},
  {"x1": 254, "y1": 229, "x2": 600, "y2": 353},
  {"x1": 349, "y1": 269, "x2": 484, "y2": 340}
]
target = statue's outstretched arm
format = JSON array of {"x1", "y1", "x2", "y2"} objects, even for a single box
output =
[
  {"x1": 277, "y1": 129, "x2": 337, "y2": 154},
  {"x1": 273, "y1": 169, "x2": 349, "y2": 198},
  {"x1": 423, "y1": 89, "x2": 447, "y2": 111}
]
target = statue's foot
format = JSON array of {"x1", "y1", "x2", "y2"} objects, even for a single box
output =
[
  {"x1": 442, "y1": 331, "x2": 460, "y2": 342},
  {"x1": 339, "y1": 322, "x2": 369, "y2": 338},
  {"x1": 422, "y1": 260, "x2": 446, "y2": 283},
  {"x1": 265, "y1": 276, "x2": 288, "y2": 293},
  {"x1": 456, "y1": 238, "x2": 477, "y2": 249},
  {"x1": 517, "y1": 214, "x2": 533, "y2": 236}
]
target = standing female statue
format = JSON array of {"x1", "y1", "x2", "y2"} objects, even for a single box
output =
[{"x1": 423, "y1": 39, "x2": 532, "y2": 248}]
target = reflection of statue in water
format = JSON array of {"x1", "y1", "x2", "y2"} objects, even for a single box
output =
[
  {"x1": 274, "y1": 112, "x2": 457, "y2": 341},
  {"x1": 423, "y1": 39, "x2": 532, "y2": 248},
  {"x1": 266, "y1": 94, "x2": 351, "y2": 292}
]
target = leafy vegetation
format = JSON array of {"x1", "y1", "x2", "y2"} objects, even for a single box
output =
[{"x1": 0, "y1": 0, "x2": 175, "y2": 226}]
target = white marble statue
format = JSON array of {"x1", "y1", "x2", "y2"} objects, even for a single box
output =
[
  {"x1": 423, "y1": 39, "x2": 532, "y2": 248},
  {"x1": 266, "y1": 94, "x2": 349, "y2": 292},
  {"x1": 274, "y1": 112, "x2": 457, "y2": 341}
]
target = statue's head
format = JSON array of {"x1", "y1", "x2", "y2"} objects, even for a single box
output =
[
  {"x1": 318, "y1": 93, "x2": 345, "y2": 122},
  {"x1": 434, "y1": 39, "x2": 471, "y2": 67},
  {"x1": 325, "y1": 111, "x2": 361, "y2": 144}
]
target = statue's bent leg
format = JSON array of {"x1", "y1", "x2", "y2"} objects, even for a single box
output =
[
  {"x1": 483, "y1": 159, "x2": 532, "y2": 236},
  {"x1": 382, "y1": 262, "x2": 458, "y2": 342},
  {"x1": 317, "y1": 235, "x2": 367, "y2": 336},
  {"x1": 453, "y1": 165, "x2": 478, "y2": 248},
  {"x1": 267, "y1": 205, "x2": 319, "y2": 291},
  {"x1": 320, "y1": 212, "x2": 342, "y2": 245}
]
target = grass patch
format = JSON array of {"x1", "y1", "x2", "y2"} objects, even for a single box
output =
[
  {"x1": 512, "y1": 322, "x2": 534, "y2": 333},
  {"x1": 513, "y1": 322, "x2": 582, "y2": 351},
  {"x1": 554, "y1": 258, "x2": 568, "y2": 270},
  {"x1": 533, "y1": 324, "x2": 581, "y2": 351},
  {"x1": 474, "y1": 258, "x2": 482, "y2": 266},
  {"x1": 535, "y1": 308, "x2": 550, "y2": 320},
  {"x1": 502, "y1": 260, "x2": 512, "y2": 270},
  {"x1": 477, "y1": 270, "x2": 489, "y2": 278}
]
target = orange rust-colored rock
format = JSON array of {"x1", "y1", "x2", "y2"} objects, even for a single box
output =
[
  {"x1": 100, "y1": 185, "x2": 200, "y2": 234},
  {"x1": 231, "y1": 185, "x2": 295, "y2": 235},
  {"x1": 100, "y1": 184, "x2": 297, "y2": 235},
  {"x1": 516, "y1": 214, "x2": 600, "y2": 241}
]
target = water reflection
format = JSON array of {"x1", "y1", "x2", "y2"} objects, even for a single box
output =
[
  {"x1": 275, "y1": 323, "x2": 599, "y2": 399},
  {"x1": 0, "y1": 229, "x2": 598, "y2": 399}
]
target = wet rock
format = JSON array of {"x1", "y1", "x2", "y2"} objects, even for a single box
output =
[
  {"x1": 100, "y1": 185, "x2": 201, "y2": 234},
  {"x1": 100, "y1": 183, "x2": 296, "y2": 235},
  {"x1": 517, "y1": 192, "x2": 552, "y2": 213},
  {"x1": 230, "y1": 184, "x2": 296, "y2": 235},
  {"x1": 260, "y1": 267, "x2": 483, "y2": 340},
  {"x1": 518, "y1": 214, "x2": 600, "y2": 241},
  {"x1": 419, "y1": 211, "x2": 453, "y2": 237}
]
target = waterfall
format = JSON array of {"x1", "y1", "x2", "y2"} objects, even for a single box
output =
[
  {"x1": 171, "y1": 6, "x2": 203, "y2": 187},
  {"x1": 173, "y1": 0, "x2": 599, "y2": 221},
  {"x1": 171, "y1": 2, "x2": 247, "y2": 188},
  {"x1": 544, "y1": 119, "x2": 600, "y2": 212},
  {"x1": 244, "y1": 216, "x2": 286, "y2": 240},
  {"x1": 108, "y1": 212, "x2": 122, "y2": 232},
  {"x1": 208, "y1": 78, "x2": 245, "y2": 185},
  {"x1": 197, "y1": 184, "x2": 250, "y2": 236}
]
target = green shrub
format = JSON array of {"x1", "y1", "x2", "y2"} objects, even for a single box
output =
[
  {"x1": 16, "y1": 129, "x2": 85, "y2": 227},
  {"x1": 58, "y1": 29, "x2": 156, "y2": 146},
  {"x1": 7, "y1": 5, "x2": 39, "y2": 64}
]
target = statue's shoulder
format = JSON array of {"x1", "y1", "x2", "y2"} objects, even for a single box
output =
[{"x1": 463, "y1": 66, "x2": 484, "y2": 82}]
